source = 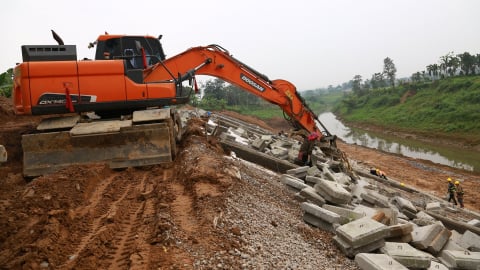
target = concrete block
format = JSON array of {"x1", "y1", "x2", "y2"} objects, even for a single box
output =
[
  {"x1": 411, "y1": 223, "x2": 444, "y2": 250},
  {"x1": 251, "y1": 137, "x2": 268, "y2": 151},
  {"x1": 299, "y1": 187, "x2": 326, "y2": 206},
  {"x1": 393, "y1": 196, "x2": 417, "y2": 214},
  {"x1": 333, "y1": 172, "x2": 352, "y2": 185},
  {"x1": 355, "y1": 253, "x2": 408, "y2": 270},
  {"x1": 413, "y1": 211, "x2": 437, "y2": 226},
  {"x1": 361, "y1": 191, "x2": 390, "y2": 208},
  {"x1": 306, "y1": 165, "x2": 322, "y2": 177},
  {"x1": 467, "y1": 219, "x2": 480, "y2": 228},
  {"x1": 380, "y1": 242, "x2": 434, "y2": 269},
  {"x1": 335, "y1": 236, "x2": 386, "y2": 259},
  {"x1": 286, "y1": 166, "x2": 309, "y2": 179},
  {"x1": 353, "y1": 205, "x2": 378, "y2": 219},
  {"x1": 388, "y1": 223, "x2": 414, "y2": 238},
  {"x1": 459, "y1": 230, "x2": 480, "y2": 252},
  {"x1": 301, "y1": 202, "x2": 340, "y2": 224},
  {"x1": 428, "y1": 261, "x2": 449, "y2": 270},
  {"x1": 386, "y1": 233, "x2": 413, "y2": 243},
  {"x1": 442, "y1": 239, "x2": 467, "y2": 252},
  {"x1": 305, "y1": 175, "x2": 322, "y2": 186},
  {"x1": 280, "y1": 174, "x2": 308, "y2": 191},
  {"x1": 322, "y1": 204, "x2": 364, "y2": 225},
  {"x1": 271, "y1": 146, "x2": 288, "y2": 159},
  {"x1": 450, "y1": 229, "x2": 463, "y2": 244},
  {"x1": 303, "y1": 212, "x2": 338, "y2": 233},
  {"x1": 426, "y1": 202, "x2": 441, "y2": 212},
  {"x1": 335, "y1": 216, "x2": 389, "y2": 249},
  {"x1": 440, "y1": 250, "x2": 480, "y2": 270},
  {"x1": 314, "y1": 179, "x2": 352, "y2": 205},
  {"x1": 427, "y1": 227, "x2": 451, "y2": 255}
]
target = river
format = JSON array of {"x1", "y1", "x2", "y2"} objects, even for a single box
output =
[{"x1": 318, "y1": 112, "x2": 480, "y2": 173}]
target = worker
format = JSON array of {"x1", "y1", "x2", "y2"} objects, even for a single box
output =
[
  {"x1": 369, "y1": 168, "x2": 387, "y2": 179},
  {"x1": 446, "y1": 178, "x2": 457, "y2": 206},
  {"x1": 454, "y1": 180, "x2": 464, "y2": 208},
  {"x1": 298, "y1": 132, "x2": 319, "y2": 166}
]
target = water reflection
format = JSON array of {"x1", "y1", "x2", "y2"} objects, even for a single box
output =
[{"x1": 319, "y1": 112, "x2": 479, "y2": 172}]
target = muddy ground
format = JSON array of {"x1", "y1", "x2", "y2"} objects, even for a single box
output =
[{"x1": 0, "y1": 97, "x2": 479, "y2": 269}]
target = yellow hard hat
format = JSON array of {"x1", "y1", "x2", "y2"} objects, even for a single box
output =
[
  {"x1": 447, "y1": 178, "x2": 452, "y2": 182},
  {"x1": 454, "y1": 181, "x2": 460, "y2": 185}
]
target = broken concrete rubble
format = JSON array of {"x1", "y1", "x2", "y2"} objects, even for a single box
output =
[{"x1": 206, "y1": 112, "x2": 480, "y2": 270}]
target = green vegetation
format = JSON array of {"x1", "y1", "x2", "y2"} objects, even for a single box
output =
[
  {"x1": 0, "y1": 68, "x2": 13, "y2": 97},
  {"x1": 335, "y1": 76, "x2": 480, "y2": 139}
]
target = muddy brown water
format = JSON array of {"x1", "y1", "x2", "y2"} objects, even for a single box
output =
[{"x1": 319, "y1": 112, "x2": 480, "y2": 173}]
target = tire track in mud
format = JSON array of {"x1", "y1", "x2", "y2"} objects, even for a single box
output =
[{"x1": 61, "y1": 170, "x2": 155, "y2": 269}]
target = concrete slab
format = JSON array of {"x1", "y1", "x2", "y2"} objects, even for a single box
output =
[
  {"x1": 280, "y1": 174, "x2": 308, "y2": 191},
  {"x1": 426, "y1": 202, "x2": 441, "y2": 212},
  {"x1": 322, "y1": 204, "x2": 364, "y2": 225},
  {"x1": 428, "y1": 261, "x2": 448, "y2": 270},
  {"x1": 355, "y1": 253, "x2": 408, "y2": 270},
  {"x1": 411, "y1": 223, "x2": 444, "y2": 250},
  {"x1": 442, "y1": 239, "x2": 467, "y2": 252},
  {"x1": 251, "y1": 137, "x2": 268, "y2": 151},
  {"x1": 459, "y1": 230, "x2": 480, "y2": 252},
  {"x1": 301, "y1": 202, "x2": 340, "y2": 224},
  {"x1": 353, "y1": 205, "x2": 378, "y2": 219},
  {"x1": 393, "y1": 196, "x2": 417, "y2": 214},
  {"x1": 380, "y1": 242, "x2": 434, "y2": 269},
  {"x1": 467, "y1": 219, "x2": 480, "y2": 228},
  {"x1": 37, "y1": 115, "x2": 80, "y2": 130},
  {"x1": 335, "y1": 236, "x2": 386, "y2": 259},
  {"x1": 413, "y1": 211, "x2": 438, "y2": 226},
  {"x1": 70, "y1": 120, "x2": 132, "y2": 135},
  {"x1": 388, "y1": 223, "x2": 414, "y2": 238},
  {"x1": 440, "y1": 250, "x2": 480, "y2": 270},
  {"x1": 305, "y1": 175, "x2": 323, "y2": 186},
  {"x1": 299, "y1": 187, "x2": 326, "y2": 206},
  {"x1": 427, "y1": 227, "x2": 451, "y2": 255},
  {"x1": 335, "y1": 216, "x2": 389, "y2": 249},
  {"x1": 314, "y1": 179, "x2": 352, "y2": 205},
  {"x1": 286, "y1": 166, "x2": 309, "y2": 179},
  {"x1": 303, "y1": 212, "x2": 338, "y2": 233}
]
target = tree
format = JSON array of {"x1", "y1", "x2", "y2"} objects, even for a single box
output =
[
  {"x1": 383, "y1": 57, "x2": 397, "y2": 88},
  {"x1": 457, "y1": 52, "x2": 475, "y2": 76},
  {"x1": 352, "y1": 75, "x2": 363, "y2": 96},
  {"x1": 0, "y1": 68, "x2": 13, "y2": 97}
]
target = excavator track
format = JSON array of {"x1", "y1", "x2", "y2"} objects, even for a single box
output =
[{"x1": 22, "y1": 108, "x2": 179, "y2": 177}]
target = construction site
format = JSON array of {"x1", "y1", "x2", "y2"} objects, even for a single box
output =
[{"x1": 1, "y1": 94, "x2": 480, "y2": 269}]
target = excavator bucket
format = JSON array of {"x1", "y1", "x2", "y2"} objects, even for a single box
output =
[{"x1": 22, "y1": 109, "x2": 176, "y2": 177}]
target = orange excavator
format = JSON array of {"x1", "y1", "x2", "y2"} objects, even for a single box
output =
[{"x1": 13, "y1": 31, "x2": 337, "y2": 177}]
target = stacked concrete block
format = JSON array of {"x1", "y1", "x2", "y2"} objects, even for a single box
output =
[
  {"x1": 380, "y1": 242, "x2": 434, "y2": 269},
  {"x1": 334, "y1": 217, "x2": 389, "y2": 258},
  {"x1": 314, "y1": 179, "x2": 352, "y2": 205},
  {"x1": 299, "y1": 186, "x2": 325, "y2": 206},
  {"x1": 411, "y1": 223, "x2": 450, "y2": 254},
  {"x1": 286, "y1": 166, "x2": 309, "y2": 180},
  {"x1": 386, "y1": 222, "x2": 414, "y2": 243},
  {"x1": 459, "y1": 230, "x2": 480, "y2": 252},
  {"x1": 301, "y1": 202, "x2": 340, "y2": 232},
  {"x1": 439, "y1": 250, "x2": 480, "y2": 270},
  {"x1": 355, "y1": 253, "x2": 409, "y2": 270},
  {"x1": 393, "y1": 196, "x2": 418, "y2": 219},
  {"x1": 322, "y1": 204, "x2": 363, "y2": 225},
  {"x1": 280, "y1": 174, "x2": 308, "y2": 192}
]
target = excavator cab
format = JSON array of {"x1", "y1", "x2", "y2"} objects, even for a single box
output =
[{"x1": 94, "y1": 35, "x2": 166, "y2": 67}]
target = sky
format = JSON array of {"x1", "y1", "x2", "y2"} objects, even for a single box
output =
[{"x1": 1, "y1": 0, "x2": 479, "y2": 91}]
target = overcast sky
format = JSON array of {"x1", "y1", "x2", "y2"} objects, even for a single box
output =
[{"x1": 1, "y1": 0, "x2": 479, "y2": 90}]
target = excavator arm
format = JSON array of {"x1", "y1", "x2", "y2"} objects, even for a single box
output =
[{"x1": 143, "y1": 45, "x2": 334, "y2": 142}]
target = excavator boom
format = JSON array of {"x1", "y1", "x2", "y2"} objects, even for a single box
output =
[{"x1": 143, "y1": 45, "x2": 333, "y2": 140}]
